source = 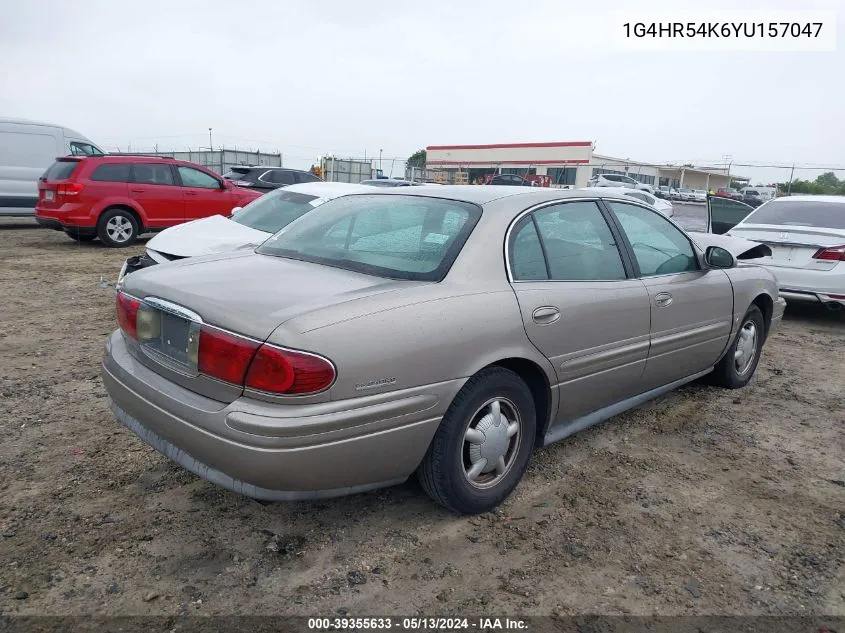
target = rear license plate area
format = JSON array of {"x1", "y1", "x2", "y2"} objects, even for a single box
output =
[{"x1": 139, "y1": 309, "x2": 199, "y2": 374}]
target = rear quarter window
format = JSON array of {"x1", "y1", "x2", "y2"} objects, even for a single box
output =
[{"x1": 90, "y1": 163, "x2": 131, "y2": 182}]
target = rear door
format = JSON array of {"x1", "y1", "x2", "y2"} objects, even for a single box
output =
[
  {"x1": 176, "y1": 165, "x2": 235, "y2": 221},
  {"x1": 707, "y1": 195, "x2": 755, "y2": 234},
  {"x1": 508, "y1": 199, "x2": 652, "y2": 425},
  {"x1": 606, "y1": 200, "x2": 734, "y2": 391},
  {"x1": 129, "y1": 163, "x2": 184, "y2": 227}
]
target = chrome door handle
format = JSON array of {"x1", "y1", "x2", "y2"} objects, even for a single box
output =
[
  {"x1": 532, "y1": 306, "x2": 561, "y2": 324},
  {"x1": 654, "y1": 292, "x2": 673, "y2": 307}
]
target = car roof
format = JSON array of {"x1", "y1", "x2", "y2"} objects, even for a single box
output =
[
  {"x1": 282, "y1": 182, "x2": 378, "y2": 197},
  {"x1": 768, "y1": 195, "x2": 845, "y2": 204},
  {"x1": 344, "y1": 184, "x2": 665, "y2": 206}
]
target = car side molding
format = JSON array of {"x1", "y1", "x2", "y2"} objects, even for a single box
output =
[{"x1": 542, "y1": 368, "x2": 713, "y2": 446}]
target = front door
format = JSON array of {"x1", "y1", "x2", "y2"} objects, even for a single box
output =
[
  {"x1": 605, "y1": 200, "x2": 734, "y2": 390},
  {"x1": 128, "y1": 163, "x2": 184, "y2": 227},
  {"x1": 176, "y1": 165, "x2": 235, "y2": 221},
  {"x1": 508, "y1": 200, "x2": 652, "y2": 425}
]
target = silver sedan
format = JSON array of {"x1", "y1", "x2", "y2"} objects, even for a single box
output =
[{"x1": 103, "y1": 186, "x2": 785, "y2": 514}]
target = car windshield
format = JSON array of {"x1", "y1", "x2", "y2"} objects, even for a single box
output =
[
  {"x1": 256, "y1": 194, "x2": 482, "y2": 281},
  {"x1": 231, "y1": 189, "x2": 323, "y2": 233},
  {"x1": 743, "y1": 200, "x2": 845, "y2": 229}
]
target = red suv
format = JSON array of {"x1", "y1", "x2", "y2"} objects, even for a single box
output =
[{"x1": 35, "y1": 155, "x2": 262, "y2": 247}]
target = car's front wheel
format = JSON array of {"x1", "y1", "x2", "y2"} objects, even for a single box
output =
[
  {"x1": 417, "y1": 367, "x2": 536, "y2": 515},
  {"x1": 710, "y1": 304, "x2": 765, "y2": 389},
  {"x1": 98, "y1": 208, "x2": 139, "y2": 248}
]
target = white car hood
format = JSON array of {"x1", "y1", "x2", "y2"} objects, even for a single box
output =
[
  {"x1": 145, "y1": 215, "x2": 270, "y2": 259},
  {"x1": 687, "y1": 232, "x2": 772, "y2": 260}
]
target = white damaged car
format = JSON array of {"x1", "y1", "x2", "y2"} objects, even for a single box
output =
[{"x1": 117, "y1": 181, "x2": 375, "y2": 282}]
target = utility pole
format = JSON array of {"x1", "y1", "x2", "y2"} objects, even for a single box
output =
[
  {"x1": 208, "y1": 128, "x2": 213, "y2": 151},
  {"x1": 787, "y1": 163, "x2": 795, "y2": 195},
  {"x1": 379, "y1": 149, "x2": 383, "y2": 172},
  {"x1": 722, "y1": 154, "x2": 733, "y2": 188}
]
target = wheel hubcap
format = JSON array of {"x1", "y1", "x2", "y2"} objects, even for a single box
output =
[
  {"x1": 733, "y1": 320, "x2": 758, "y2": 375},
  {"x1": 462, "y1": 398, "x2": 521, "y2": 489},
  {"x1": 106, "y1": 216, "x2": 133, "y2": 243}
]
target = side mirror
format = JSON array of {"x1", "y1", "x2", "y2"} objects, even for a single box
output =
[
  {"x1": 705, "y1": 246, "x2": 735, "y2": 269},
  {"x1": 221, "y1": 180, "x2": 232, "y2": 189}
]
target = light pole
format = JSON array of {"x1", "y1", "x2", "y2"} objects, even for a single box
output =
[{"x1": 208, "y1": 128, "x2": 213, "y2": 151}]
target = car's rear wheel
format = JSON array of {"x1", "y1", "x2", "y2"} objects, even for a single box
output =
[
  {"x1": 710, "y1": 304, "x2": 764, "y2": 389},
  {"x1": 417, "y1": 367, "x2": 536, "y2": 515},
  {"x1": 98, "y1": 208, "x2": 139, "y2": 248}
]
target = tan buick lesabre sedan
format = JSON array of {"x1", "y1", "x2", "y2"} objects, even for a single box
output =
[{"x1": 103, "y1": 186, "x2": 785, "y2": 514}]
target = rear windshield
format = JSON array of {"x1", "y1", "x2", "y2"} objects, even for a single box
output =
[
  {"x1": 42, "y1": 160, "x2": 80, "y2": 180},
  {"x1": 222, "y1": 168, "x2": 251, "y2": 180},
  {"x1": 257, "y1": 194, "x2": 482, "y2": 281},
  {"x1": 232, "y1": 189, "x2": 322, "y2": 233},
  {"x1": 744, "y1": 200, "x2": 845, "y2": 229}
]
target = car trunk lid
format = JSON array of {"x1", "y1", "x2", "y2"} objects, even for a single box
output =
[
  {"x1": 728, "y1": 224, "x2": 845, "y2": 268},
  {"x1": 121, "y1": 250, "x2": 422, "y2": 340}
]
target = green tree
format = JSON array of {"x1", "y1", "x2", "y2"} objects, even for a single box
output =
[
  {"x1": 815, "y1": 171, "x2": 840, "y2": 190},
  {"x1": 407, "y1": 149, "x2": 426, "y2": 170}
]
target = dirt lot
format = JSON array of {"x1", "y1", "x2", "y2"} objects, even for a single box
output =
[{"x1": 1, "y1": 219, "x2": 843, "y2": 618}]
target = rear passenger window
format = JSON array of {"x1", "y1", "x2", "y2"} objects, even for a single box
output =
[
  {"x1": 90, "y1": 164, "x2": 131, "y2": 182},
  {"x1": 269, "y1": 170, "x2": 296, "y2": 185},
  {"x1": 132, "y1": 164, "x2": 175, "y2": 186},
  {"x1": 510, "y1": 202, "x2": 627, "y2": 281},
  {"x1": 295, "y1": 171, "x2": 319, "y2": 183},
  {"x1": 533, "y1": 202, "x2": 627, "y2": 280}
]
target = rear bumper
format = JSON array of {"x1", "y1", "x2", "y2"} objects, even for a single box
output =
[
  {"x1": 34, "y1": 216, "x2": 97, "y2": 235},
  {"x1": 760, "y1": 265, "x2": 845, "y2": 307},
  {"x1": 101, "y1": 331, "x2": 452, "y2": 500},
  {"x1": 35, "y1": 203, "x2": 96, "y2": 229}
]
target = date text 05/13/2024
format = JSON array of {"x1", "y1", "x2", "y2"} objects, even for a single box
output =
[
  {"x1": 307, "y1": 617, "x2": 529, "y2": 631},
  {"x1": 624, "y1": 22, "x2": 824, "y2": 38}
]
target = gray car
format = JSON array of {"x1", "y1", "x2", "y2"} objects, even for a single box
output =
[{"x1": 103, "y1": 186, "x2": 785, "y2": 514}]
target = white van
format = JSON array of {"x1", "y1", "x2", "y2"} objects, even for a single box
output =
[
  {"x1": 741, "y1": 186, "x2": 776, "y2": 203},
  {"x1": 0, "y1": 118, "x2": 105, "y2": 217}
]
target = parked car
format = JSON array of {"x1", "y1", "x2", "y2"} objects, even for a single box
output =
[
  {"x1": 359, "y1": 179, "x2": 423, "y2": 187},
  {"x1": 715, "y1": 187, "x2": 743, "y2": 201},
  {"x1": 222, "y1": 166, "x2": 322, "y2": 192},
  {"x1": 692, "y1": 190, "x2": 707, "y2": 203},
  {"x1": 577, "y1": 186, "x2": 673, "y2": 217},
  {"x1": 668, "y1": 188, "x2": 682, "y2": 201},
  {"x1": 117, "y1": 182, "x2": 376, "y2": 281},
  {"x1": 35, "y1": 155, "x2": 261, "y2": 247},
  {"x1": 0, "y1": 117, "x2": 105, "y2": 217},
  {"x1": 588, "y1": 173, "x2": 654, "y2": 193},
  {"x1": 104, "y1": 186, "x2": 784, "y2": 514},
  {"x1": 487, "y1": 174, "x2": 533, "y2": 186},
  {"x1": 714, "y1": 194, "x2": 845, "y2": 312},
  {"x1": 677, "y1": 188, "x2": 695, "y2": 202},
  {"x1": 655, "y1": 186, "x2": 673, "y2": 199}
]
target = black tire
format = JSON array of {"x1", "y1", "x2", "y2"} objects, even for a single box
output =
[
  {"x1": 417, "y1": 367, "x2": 536, "y2": 515},
  {"x1": 97, "y1": 208, "x2": 139, "y2": 248},
  {"x1": 710, "y1": 305, "x2": 765, "y2": 389},
  {"x1": 65, "y1": 231, "x2": 96, "y2": 242}
]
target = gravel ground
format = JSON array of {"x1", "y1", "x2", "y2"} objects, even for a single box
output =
[{"x1": 1, "y1": 210, "x2": 843, "y2": 618}]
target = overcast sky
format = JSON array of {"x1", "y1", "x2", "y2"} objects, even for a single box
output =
[{"x1": 1, "y1": 0, "x2": 842, "y2": 183}]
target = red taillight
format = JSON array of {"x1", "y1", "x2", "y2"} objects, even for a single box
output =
[
  {"x1": 197, "y1": 327, "x2": 260, "y2": 385},
  {"x1": 116, "y1": 291, "x2": 140, "y2": 339},
  {"x1": 57, "y1": 183, "x2": 84, "y2": 197},
  {"x1": 812, "y1": 245, "x2": 845, "y2": 261},
  {"x1": 245, "y1": 345, "x2": 336, "y2": 395}
]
